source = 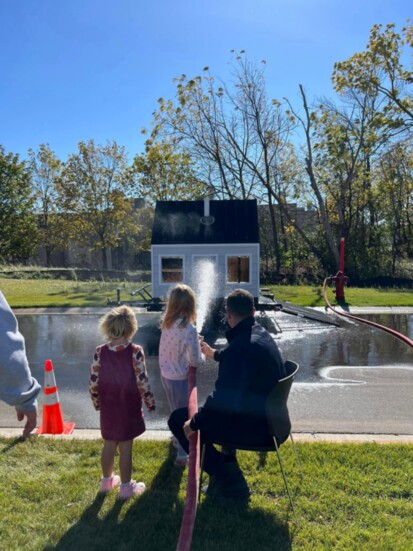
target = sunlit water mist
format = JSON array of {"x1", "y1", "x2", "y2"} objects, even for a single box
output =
[{"x1": 194, "y1": 260, "x2": 217, "y2": 332}]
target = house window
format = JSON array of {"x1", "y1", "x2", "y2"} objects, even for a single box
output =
[
  {"x1": 227, "y1": 256, "x2": 250, "y2": 283},
  {"x1": 161, "y1": 257, "x2": 183, "y2": 283}
]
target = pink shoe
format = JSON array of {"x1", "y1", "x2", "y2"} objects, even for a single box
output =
[
  {"x1": 119, "y1": 480, "x2": 146, "y2": 501},
  {"x1": 100, "y1": 474, "x2": 121, "y2": 493}
]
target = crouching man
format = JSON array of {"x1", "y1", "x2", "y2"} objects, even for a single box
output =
[{"x1": 168, "y1": 289, "x2": 287, "y2": 499}]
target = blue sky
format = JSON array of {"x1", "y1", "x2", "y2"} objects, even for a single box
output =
[{"x1": 0, "y1": 0, "x2": 411, "y2": 162}]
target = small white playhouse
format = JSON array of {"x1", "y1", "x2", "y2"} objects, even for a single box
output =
[{"x1": 150, "y1": 198, "x2": 260, "y2": 302}]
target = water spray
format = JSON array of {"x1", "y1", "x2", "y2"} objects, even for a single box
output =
[{"x1": 195, "y1": 260, "x2": 217, "y2": 332}]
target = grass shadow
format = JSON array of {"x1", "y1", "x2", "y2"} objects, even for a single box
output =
[
  {"x1": 336, "y1": 298, "x2": 350, "y2": 310},
  {"x1": 257, "y1": 451, "x2": 268, "y2": 468},
  {"x1": 309, "y1": 287, "x2": 324, "y2": 307},
  {"x1": 44, "y1": 441, "x2": 292, "y2": 551},
  {"x1": 45, "y1": 447, "x2": 185, "y2": 551},
  {"x1": 0, "y1": 435, "x2": 29, "y2": 453},
  {"x1": 43, "y1": 492, "x2": 108, "y2": 551},
  {"x1": 192, "y1": 495, "x2": 293, "y2": 551}
]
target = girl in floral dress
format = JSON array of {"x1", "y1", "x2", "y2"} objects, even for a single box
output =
[
  {"x1": 89, "y1": 306, "x2": 155, "y2": 500},
  {"x1": 159, "y1": 284, "x2": 204, "y2": 466}
]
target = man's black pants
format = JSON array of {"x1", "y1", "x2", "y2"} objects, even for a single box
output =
[
  {"x1": 168, "y1": 407, "x2": 228, "y2": 475},
  {"x1": 168, "y1": 407, "x2": 274, "y2": 476}
]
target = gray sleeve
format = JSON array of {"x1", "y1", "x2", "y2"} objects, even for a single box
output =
[{"x1": 0, "y1": 291, "x2": 41, "y2": 412}]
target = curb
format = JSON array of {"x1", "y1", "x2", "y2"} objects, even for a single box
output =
[{"x1": 1, "y1": 428, "x2": 412, "y2": 444}]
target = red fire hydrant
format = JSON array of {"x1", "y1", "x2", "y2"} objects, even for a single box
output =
[
  {"x1": 333, "y1": 270, "x2": 348, "y2": 301},
  {"x1": 332, "y1": 238, "x2": 348, "y2": 301}
]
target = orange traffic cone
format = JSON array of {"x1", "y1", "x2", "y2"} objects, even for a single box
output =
[{"x1": 36, "y1": 359, "x2": 75, "y2": 435}]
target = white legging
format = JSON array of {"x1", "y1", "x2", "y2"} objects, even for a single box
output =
[{"x1": 161, "y1": 376, "x2": 189, "y2": 456}]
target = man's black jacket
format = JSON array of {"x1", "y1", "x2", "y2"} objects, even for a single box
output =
[{"x1": 191, "y1": 316, "x2": 286, "y2": 434}]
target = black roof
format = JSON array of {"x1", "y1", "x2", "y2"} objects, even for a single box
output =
[{"x1": 151, "y1": 199, "x2": 259, "y2": 245}]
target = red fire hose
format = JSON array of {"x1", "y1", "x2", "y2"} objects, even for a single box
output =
[
  {"x1": 323, "y1": 277, "x2": 413, "y2": 348},
  {"x1": 176, "y1": 365, "x2": 200, "y2": 551}
]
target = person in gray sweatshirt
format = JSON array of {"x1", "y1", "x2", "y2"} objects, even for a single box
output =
[{"x1": 0, "y1": 290, "x2": 41, "y2": 436}]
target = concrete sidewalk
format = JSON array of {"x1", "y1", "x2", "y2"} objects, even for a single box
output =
[{"x1": 1, "y1": 428, "x2": 412, "y2": 444}]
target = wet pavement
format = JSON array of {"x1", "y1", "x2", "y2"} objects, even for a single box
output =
[{"x1": 1, "y1": 307, "x2": 412, "y2": 436}]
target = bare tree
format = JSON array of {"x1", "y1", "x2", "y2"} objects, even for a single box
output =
[{"x1": 146, "y1": 53, "x2": 295, "y2": 272}]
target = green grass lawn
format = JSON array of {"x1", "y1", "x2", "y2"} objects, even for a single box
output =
[
  {"x1": 0, "y1": 278, "x2": 412, "y2": 308},
  {"x1": 268, "y1": 284, "x2": 413, "y2": 308},
  {"x1": 1, "y1": 437, "x2": 412, "y2": 550},
  {"x1": 0, "y1": 279, "x2": 147, "y2": 308}
]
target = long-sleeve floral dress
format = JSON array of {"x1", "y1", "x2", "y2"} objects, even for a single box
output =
[{"x1": 89, "y1": 342, "x2": 155, "y2": 441}]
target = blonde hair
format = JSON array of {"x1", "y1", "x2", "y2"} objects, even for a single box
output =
[
  {"x1": 99, "y1": 305, "x2": 138, "y2": 341},
  {"x1": 161, "y1": 284, "x2": 197, "y2": 330}
]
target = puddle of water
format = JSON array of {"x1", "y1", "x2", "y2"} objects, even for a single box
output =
[
  {"x1": 10, "y1": 312, "x2": 413, "y2": 430},
  {"x1": 270, "y1": 313, "x2": 413, "y2": 383}
]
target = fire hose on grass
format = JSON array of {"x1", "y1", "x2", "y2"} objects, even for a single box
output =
[
  {"x1": 176, "y1": 365, "x2": 200, "y2": 551},
  {"x1": 323, "y1": 277, "x2": 413, "y2": 349}
]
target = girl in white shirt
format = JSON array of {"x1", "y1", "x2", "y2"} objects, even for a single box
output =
[{"x1": 159, "y1": 284, "x2": 204, "y2": 465}]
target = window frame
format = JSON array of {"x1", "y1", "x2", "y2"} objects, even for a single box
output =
[
  {"x1": 160, "y1": 255, "x2": 184, "y2": 284},
  {"x1": 225, "y1": 254, "x2": 251, "y2": 284}
]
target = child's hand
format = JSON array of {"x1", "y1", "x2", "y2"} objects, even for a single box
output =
[{"x1": 183, "y1": 419, "x2": 196, "y2": 439}]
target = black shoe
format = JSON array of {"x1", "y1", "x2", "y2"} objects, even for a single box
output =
[
  {"x1": 206, "y1": 462, "x2": 251, "y2": 500},
  {"x1": 203, "y1": 475, "x2": 224, "y2": 498}
]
